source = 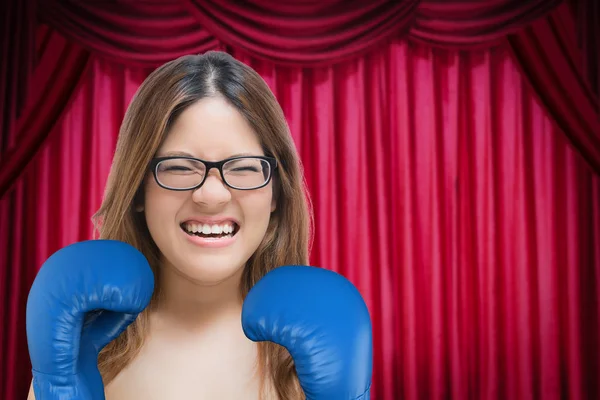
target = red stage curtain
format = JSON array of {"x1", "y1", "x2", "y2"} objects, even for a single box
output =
[{"x1": 3, "y1": 37, "x2": 599, "y2": 400}]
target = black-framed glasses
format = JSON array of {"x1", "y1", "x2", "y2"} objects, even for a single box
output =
[{"x1": 149, "y1": 155, "x2": 278, "y2": 191}]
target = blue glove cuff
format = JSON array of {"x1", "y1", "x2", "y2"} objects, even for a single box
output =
[{"x1": 32, "y1": 370, "x2": 81, "y2": 400}]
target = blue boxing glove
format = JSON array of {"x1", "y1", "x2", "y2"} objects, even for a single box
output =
[
  {"x1": 241, "y1": 266, "x2": 372, "y2": 400},
  {"x1": 26, "y1": 240, "x2": 154, "y2": 400}
]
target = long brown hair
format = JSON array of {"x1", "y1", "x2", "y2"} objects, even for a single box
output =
[{"x1": 93, "y1": 51, "x2": 312, "y2": 399}]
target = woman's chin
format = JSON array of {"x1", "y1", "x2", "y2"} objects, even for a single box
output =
[{"x1": 175, "y1": 258, "x2": 245, "y2": 286}]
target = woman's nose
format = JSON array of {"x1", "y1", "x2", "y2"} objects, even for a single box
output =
[{"x1": 191, "y1": 169, "x2": 232, "y2": 206}]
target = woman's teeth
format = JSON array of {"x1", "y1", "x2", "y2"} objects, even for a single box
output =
[{"x1": 182, "y1": 222, "x2": 237, "y2": 237}]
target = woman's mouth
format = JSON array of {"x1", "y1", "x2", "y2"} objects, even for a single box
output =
[{"x1": 180, "y1": 221, "x2": 240, "y2": 240}]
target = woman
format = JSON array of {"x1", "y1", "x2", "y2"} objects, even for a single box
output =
[
  {"x1": 27, "y1": 51, "x2": 372, "y2": 400},
  {"x1": 30, "y1": 51, "x2": 310, "y2": 399}
]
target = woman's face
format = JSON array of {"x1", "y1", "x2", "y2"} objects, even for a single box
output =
[{"x1": 142, "y1": 96, "x2": 275, "y2": 285}]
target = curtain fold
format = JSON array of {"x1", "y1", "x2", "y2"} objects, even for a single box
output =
[
  {"x1": 0, "y1": 24, "x2": 90, "y2": 198},
  {"x1": 0, "y1": 0, "x2": 36, "y2": 160},
  {"x1": 182, "y1": 0, "x2": 419, "y2": 66},
  {"x1": 507, "y1": 3, "x2": 600, "y2": 174},
  {"x1": 36, "y1": 0, "x2": 565, "y2": 66},
  {"x1": 4, "y1": 38, "x2": 599, "y2": 400},
  {"x1": 38, "y1": 0, "x2": 218, "y2": 67},
  {"x1": 410, "y1": 0, "x2": 562, "y2": 48},
  {"x1": 572, "y1": 0, "x2": 600, "y2": 102}
]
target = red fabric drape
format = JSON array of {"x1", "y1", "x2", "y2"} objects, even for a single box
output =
[
  {"x1": 408, "y1": 1, "x2": 600, "y2": 174},
  {"x1": 182, "y1": 0, "x2": 419, "y2": 66},
  {"x1": 0, "y1": 0, "x2": 35, "y2": 153},
  {"x1": 39, "y1": 1, "x2": 218, "y2": 67},
  {"x1": 0, "y1": 2, "x2": 34, "y2": 394},
  {"x1": 572, "y1": 0, "x2": 600, "y2": 102},
  {"x1": 508, "y1": 3, "x2": 600, "y2": 174},
  {"x1": 410, "y1": 0, "x2": 561, "y2": 48},
  {"x1": 0, "y1": 24, "x2": 89, "y2": 202},
  {"x1": 4, "y1": 38, "x2": 600, "y2": 400},
  {"x1": 35, "y1": 0, "x2": 563, "y2": 66}
]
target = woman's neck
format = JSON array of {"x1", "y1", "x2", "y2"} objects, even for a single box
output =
[{"x1": 151, "y1": 260, "x2": 246, "y2": 333}]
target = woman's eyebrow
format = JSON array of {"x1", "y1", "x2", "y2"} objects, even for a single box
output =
[
  {"x1": 157, "y1": 150, "x2": 258, "y2": 158},
  {"x1": 228, "y1": 152, "x2": 257, "y2": 157},
  {"x1": 158, "y1": 150, "x2": 195, "y2": 158}
]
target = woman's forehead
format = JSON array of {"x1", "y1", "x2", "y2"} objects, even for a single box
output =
[{"x1": 160, "y1": 98, "x2": 264, "y2": 159}]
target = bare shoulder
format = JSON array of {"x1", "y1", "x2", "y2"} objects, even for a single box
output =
[{"x1": 104, "y1": 370, "x2": 143, "y2": 400}]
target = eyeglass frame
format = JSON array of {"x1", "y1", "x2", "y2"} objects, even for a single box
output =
[{"x1": 148, "y1": 155, "x2": 278, "y2": 191}]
